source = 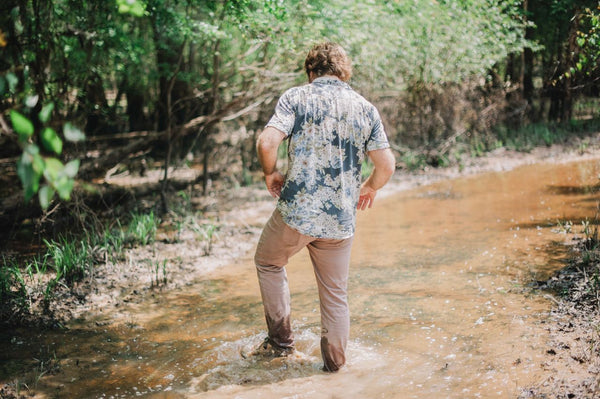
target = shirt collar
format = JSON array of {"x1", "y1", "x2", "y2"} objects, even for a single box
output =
[{"x1": 312, "y1": 76, "x2": 350, "y2": 88}]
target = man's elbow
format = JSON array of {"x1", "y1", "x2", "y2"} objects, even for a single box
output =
[
  {"x1": 256, "y1": 128, "x2": 285, "y2": 153},
  {"x1": 381, "y1": 150, "x2": 396, "y2": 178}
]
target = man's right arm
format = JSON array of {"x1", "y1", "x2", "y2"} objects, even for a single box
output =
[
  {"x1": 256, "y1": 126, "x2": 286, "y2": 198},
  {"x1": 357, "y1": 148, "x2": 396, "y2": 210}
]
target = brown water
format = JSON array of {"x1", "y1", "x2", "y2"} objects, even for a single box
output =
[{"x1": 2, "y1": 158, "x2": 600, "y2": 399}]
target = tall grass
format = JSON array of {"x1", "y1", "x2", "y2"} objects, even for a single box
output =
[
  {"x1": 92, "y1": 221, "x2": 126, "y2": 263},
  {"x1": 127, "y1": 211, "x2": 159, "y2": 246},
  {"x1": 0, "y1": 256, "x2": 27, "y2": 310},
  {"x1": 1, "y1": 210, "x2": 164, "y2": 322},
  {"x1": 44, "y1": 236, "x2": 93, "y2": 284}
]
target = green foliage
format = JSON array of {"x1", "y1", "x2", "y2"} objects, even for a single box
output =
[
  {"x1": 44, "y1": 237, "x2": 93, "y2": 284},
  {"x1": 188, "y1": 219, "x2": 219, "y2": 255},
  {"x1": 0, "y1": 257, "x2": 27, "y2": 308},
  {"x1": 117, "y1": 0, "x2": 146, "y2": 17},
  {"x1": 98, "y1": 223, "x2": 127, "y2": 263},
  {"x1": 150, "y1": 258, "x2": 168, "y2": 287},
  {"x1": 400, "y1": 151, "x2": 428, "y2": 171},
  {"x1": 494, "y1": 117, "x2": 600, "y2": 152},
  {"x1": 361, "y1": 160, "x2": 374, "y2": 180},
  {"x1": 4, "y1": 78, "x2": 85, "y2": 208},
  {"x1": 330, "y1": 0, "x2": 536, "y2": 90},
  {"x1": 127, "y1": 211, "x2": 159, "y2": 246},
  {"x1": 10, "y1": 110, "x2": 34, "y2": 142},
  {"x1": 567, "y1": 6, "x2": 600, "y2": 80}
]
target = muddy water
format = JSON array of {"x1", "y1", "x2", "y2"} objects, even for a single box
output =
[{"x1": 2, "y1": 158, "x2": 600, "y2": 399}]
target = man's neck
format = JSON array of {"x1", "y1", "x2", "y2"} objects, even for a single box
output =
[{"x1": 309, "y1": 73, "x2": 340, "y2": 83}]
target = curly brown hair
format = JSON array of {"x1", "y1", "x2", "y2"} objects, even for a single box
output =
[{"x1": 304, "y1": 42, "x2": 352, "y2": 82}]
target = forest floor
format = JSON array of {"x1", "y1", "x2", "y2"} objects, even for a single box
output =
[{"x1": 2, "y1": 133, "x2": 600, "y2": 398}]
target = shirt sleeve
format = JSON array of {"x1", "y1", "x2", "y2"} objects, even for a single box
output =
[
  {"x1": 366, "y1": 107, "x2": 390, "y2": 152},
  {"x1": 265, "y1": 89, "x2": 296, "y2": 137}
]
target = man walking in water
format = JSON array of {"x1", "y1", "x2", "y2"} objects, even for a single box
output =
[{"x1": 252, "y1": 42, "x2": 396, "y2": 372}]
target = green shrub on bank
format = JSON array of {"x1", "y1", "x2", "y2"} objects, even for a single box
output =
[{"x1": 494, "y1": 118, "x2": 600, "y2": 152}]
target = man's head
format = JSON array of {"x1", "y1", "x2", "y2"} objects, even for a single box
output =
[{"x1": 304, "y1": 42, "x2": 352, "y2": 82}]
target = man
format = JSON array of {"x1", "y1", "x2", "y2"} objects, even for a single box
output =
[{"x1": 252, "y1": 42, "x2": 396, "y2": 372}]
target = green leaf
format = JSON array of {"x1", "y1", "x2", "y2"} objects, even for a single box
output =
[
  {"x1": 32, "y1": 152, "x2": 45, "y2": 175},
  {"x1": 44, "y1": 157, "x2": 64, "y2": 182},
  {"x1": 63, "y1": 159, "x2": 80, "y2": 178},
  {"x1": 41, "y1": 127, "x2": 63, "y2": 155},
  {"x1": 63, "y1": 122, "x2": 85, "y2": 142},
  {"x1": 39, "y1": 103, "x2": 54, "y2": 124},
  {"x1": 17, "y1": 153, "x2": 42, "y2": 201},
  {"x1": 117, "y1": 0, "x2": 145, "y2": 17},
  {"x1": 39, "y1": 185, "x2": 56, "y2": 210},
  {"x1": 55, "y1": 177, "x2": 74, "y2": 200},
  {"x1": 10, "y1": 110, "x2": 34, "y2": 142},
  {"x1": 25, "y1": 95, "x2": 39, "y2": 108},
  {"x1": 6, "y1": 73, "x2": 18, "y2": 93},
  {"x1": 24, "y1": 143, "x2": 40, "y2": 155}
]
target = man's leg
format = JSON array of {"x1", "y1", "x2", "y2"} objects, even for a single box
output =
[
  {"x1": 254, "y1": 210, "x2": 312, "y2": 349},
  {"x1": 307, "y1": 236, "x2": 354, "y2": 371}
]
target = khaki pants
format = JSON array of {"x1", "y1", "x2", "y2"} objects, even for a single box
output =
[{"x1": 254, "y1": 209, "x2": 354, "y2": 372}]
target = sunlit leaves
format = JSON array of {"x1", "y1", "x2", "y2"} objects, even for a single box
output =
[
  {"x1": 38, "y1": 185, "x2": 56, "y2": 209},
  {"x1": 8, "y1": 75, "x2": 83, "y2": 208},
  {"x1": 117, "y1": 0, "x2": 146, "y2": 17},
  {"x1": 43, "y1": 158, "x2": 79, "y2": 200},
  {"x1": 571, "y1": 7, "x2": 600, "y2": 78},
  {"x1": 41, "y1": 128, "x2": 63, "y2": 155},
  {"x1": 10, "y1": 111, "x2": 34, "y2": 143},
  {"x1": 38, "y1": 103, "x2": 54, "y2": 124},
  {"x1": 17, "y1": 145, "x2": 44, "y2": 202}
]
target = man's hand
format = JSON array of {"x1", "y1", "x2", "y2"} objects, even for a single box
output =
[
  {"x1": 357, "y1": 183, "x2": 376, "y2": 210},
  {"x1": 265, "y1": 171, "x2": 285, "y2": 198},
  {"x1": 357, "y1": 148, "x2": 395, "y2": 210}
]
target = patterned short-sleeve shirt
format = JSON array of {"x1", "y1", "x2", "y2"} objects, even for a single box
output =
[{"x1": 266, "y1": 76, "x2": 390, "y2": 239}]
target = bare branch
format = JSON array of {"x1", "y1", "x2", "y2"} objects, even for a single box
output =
[{"x1": 222, "y1": 96, "x2": 273, "y2": 122}]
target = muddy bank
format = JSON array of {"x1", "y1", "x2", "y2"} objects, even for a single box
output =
[{"x1": 520, "y1": 239, "x2": 600, "y2": 398}]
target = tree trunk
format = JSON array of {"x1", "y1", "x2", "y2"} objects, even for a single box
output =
[
  {"x1": 522, "y1": 0, "x2": 535, "y2": 121},
  {"x1": 126, "y1": 85, "x2": 147, "y2": 132}
]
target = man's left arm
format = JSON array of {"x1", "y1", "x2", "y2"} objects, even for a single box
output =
[
  {"x1": 357, "y1": 148, "x2": 395, "y2": 210},
  {"x1": 256, "y1": 126, "x2": 287, "y2": 198}
]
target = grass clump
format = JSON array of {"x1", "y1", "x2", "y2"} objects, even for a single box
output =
[
  {"x1": 0, "y1": 257, "x2": 28, "y2": 312},
  {"x1": 127, "y1": 211, "x2": 159, "y2": 246},
  {"x1": 0, "y1": 210, "x2": 164, "y2": 325},
  {"x1": 44, "y1": 236, "x2": 93, "y2": 285}
]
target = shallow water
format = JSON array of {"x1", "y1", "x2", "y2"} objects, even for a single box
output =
[{"x1": 1, "y1": 158, "x2": 600, "y2": 398}]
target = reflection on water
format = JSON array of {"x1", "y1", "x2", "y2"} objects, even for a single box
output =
[{"x1": 1, "y1": 158, "x2": 599, "y2": 398}]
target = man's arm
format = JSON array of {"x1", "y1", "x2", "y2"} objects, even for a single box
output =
[
  {"x1": 256, "y1": 126, "x2": 287, "y2": 198},
  {"x1": 357, "y1": 148, "x2": 396, "y2": 210}
]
